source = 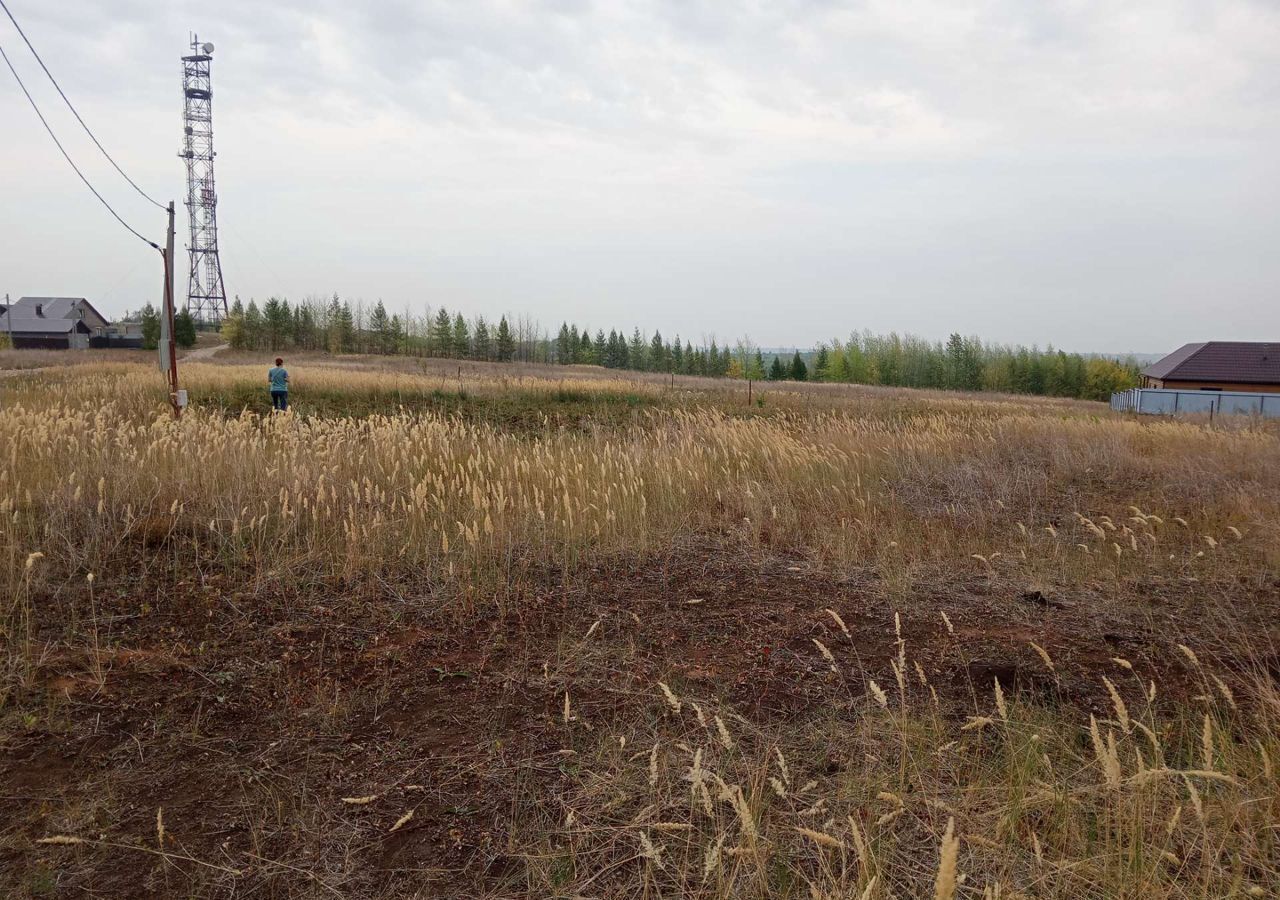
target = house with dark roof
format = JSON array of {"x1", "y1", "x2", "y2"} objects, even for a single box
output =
[
  {"x1": 1141, "y1": 342, "x2": 1280, "y2": 393},
  {"x1": 0, "y1": 297, "x2": 111, "y2": 350}
]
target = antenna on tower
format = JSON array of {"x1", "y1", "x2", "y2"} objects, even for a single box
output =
[{"x1": 180, "y1": 33, "x2": 228, "y2": 325}]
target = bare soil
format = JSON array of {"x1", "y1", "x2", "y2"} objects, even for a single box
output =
[{"x1": 2, "y1": 542, "x2": 1275, "y2": 897}]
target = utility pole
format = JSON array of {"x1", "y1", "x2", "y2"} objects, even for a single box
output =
[{"x1": 160, "y1": 201, "x2": 182, "y2": 419}]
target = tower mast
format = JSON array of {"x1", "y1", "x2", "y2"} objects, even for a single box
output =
[{"x1": 180, "y1": 34, "x2": 228, "y2": 324}]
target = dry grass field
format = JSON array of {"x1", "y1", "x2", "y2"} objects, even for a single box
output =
[{"x1": 1, "y1": 356, "x2": 1277, "y2": 898}]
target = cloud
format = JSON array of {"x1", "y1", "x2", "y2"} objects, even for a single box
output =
[{"x1": 1, "y1": 0, "x2": 1277, "y2": 351}]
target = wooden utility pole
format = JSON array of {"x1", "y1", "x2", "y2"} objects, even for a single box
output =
[{"x1": 161, "y1": 201, "x2": 182, "y2": 419}]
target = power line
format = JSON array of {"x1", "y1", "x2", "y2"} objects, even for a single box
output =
[
  {"x1": 0, "y1": 0, "x2": 165, "y2": 211},
  {"x1": 0, "y1": 37, "x2": 159, "y2": 250}
]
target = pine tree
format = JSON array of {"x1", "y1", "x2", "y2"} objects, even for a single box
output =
[
  {"x1": 813, "y1": 346, "x2": 829, "y2": 381},
  {"x1": 432, "y1": 308, "x2": 452, "y2": 357},
  {"x1": 789, "y1": 351, "x2": 808, "y2": 381},
  {"x1": 767, "y1": 355, "x2": 785, "y2": 381},
  {"x1": 473, "y1": 317, "x2": 491, "y2": 360},
  {"x1": 174, "y1": 309, "x2": 197, "y2": 348},
  {"x1": 650, "y1": 331, "x2": 666, "y2": 372},
  {"x1": 325, "y1": 295, "x2": 344, "y2": 354},
  {"x1": 263, "y1": 297, "x2": 292, "y2": 349},
  {"x1": 593, "y1": 329, "x2": 606, "y2": 364},
  {"x1": 752, "y1": 349, "x2": 765, "y2": 380},
  {"x1": 370, "y1": 301, "x2": 391, "y2": 354},
  {"x1": 293, "y1": 304, "x2": 316, "y2": 350},
  {"x1": 140, "y1": 303, "x2": 161, "y2": 350},
  {"x1": 389, "y1": 314, "x2": 406, "y2": 354},
  {"x1": 335, "y1": 302, "x2": 355, "y2": 353},
  {"x1": 692, "y1": 347, "x2": 707, "y2": 376},
  {"x1": 569, "y1": 325, "x2": 582, "y2": 363},
  {"x1": 452, "y1": 313, "x2": 470, "y2": 359},
  {"x1": 556, "y1": 323, "x2": 572, "y2": 364},
  {"x1": 242, "y1": 301, "x2": 263, "y2": 350},
  {"x1": 495, "y1": 316, "x2": 515, "y2": 362},
  {"x1": 605, "y1": 330, "x2": 621, "y2": 368},
  {"x1": 629, "y1": 327, "x2": 647, "y2": 370}
]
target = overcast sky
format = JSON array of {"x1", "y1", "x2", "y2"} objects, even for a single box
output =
[{"x1": 2, "y1": 1, "x2": 1277, "y2": 353}]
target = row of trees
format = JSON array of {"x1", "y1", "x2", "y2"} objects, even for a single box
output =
[
  {"x1": 131, "y1": 304, "x2": 197, "y2": 350},
  {"x1": 554, "y1": 323, "x2": 740, "y2": 377},
  {"x1": 209, "y1": 295, "x2": 1138, "y2": 401},
  {"x1": 549, "y1": 324, "x2": 1138, "y2": 400},
  {"x1": 781, "y1": 333, "x2": 1141, "y2": 400},
  {"x1": 219, "y1": 296, "x2": 534, "y2": 361}
]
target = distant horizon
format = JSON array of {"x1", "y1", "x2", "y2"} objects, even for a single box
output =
[{"x1": 1, "y1": 288, "x2": 1181, "y2": 361}]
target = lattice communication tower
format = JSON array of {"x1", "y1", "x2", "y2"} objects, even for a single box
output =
[{"x1": 180, "y1": 34, "x2": 228, "y2": 324}]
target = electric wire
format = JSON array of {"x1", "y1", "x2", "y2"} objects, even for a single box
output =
[
  {"x1": 0, "y1": 37, "x2": 159, "y2": 250},
  {"x1": 0, "y1": 0, "x2": 165, "y2": 211}
]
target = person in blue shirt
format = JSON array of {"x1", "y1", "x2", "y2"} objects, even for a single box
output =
[{"x1": 268, "y1": 357, "x2": 289, "y2": 411}]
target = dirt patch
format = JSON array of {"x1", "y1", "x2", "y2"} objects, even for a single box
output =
[{"x1": 1, "y1": 542, "x2": 1271, "y2": 897}]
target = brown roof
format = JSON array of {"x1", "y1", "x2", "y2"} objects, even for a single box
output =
[{"x1": 1143, "y1": 342, "x2": 1280, "y2": 384}]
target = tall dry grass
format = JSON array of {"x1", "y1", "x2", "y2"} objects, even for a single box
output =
[
  {"x1": 526, "y1": 645, "x2": 1279, "y2": 898},
  {"x1": 2, "y1": 364, "x2": 1276, "y2": 611},
  {"x1": 4, "y1": 362, "x2": 1280, "y2": 896}
]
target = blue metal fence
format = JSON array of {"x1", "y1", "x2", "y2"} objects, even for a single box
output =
[{"x1": 1111, "y1": 388, "x2": 1280, "y2": 419}]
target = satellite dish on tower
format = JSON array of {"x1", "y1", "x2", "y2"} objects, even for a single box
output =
[{"x1": 202, "y1": 42, "x2": 215, "y2": 54}]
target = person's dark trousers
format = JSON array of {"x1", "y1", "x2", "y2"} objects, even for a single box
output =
[{"x1": 271, "y1": 391, "x2": 288, "y2": 411}]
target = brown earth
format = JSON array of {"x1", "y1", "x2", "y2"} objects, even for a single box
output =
[{"x1": 2, "y1": 541, "x2": 1275, "y2": 898}]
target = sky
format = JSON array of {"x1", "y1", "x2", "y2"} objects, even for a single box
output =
[{"x1": 1, "y1": 0, "x2": 1277, "y2": 355}]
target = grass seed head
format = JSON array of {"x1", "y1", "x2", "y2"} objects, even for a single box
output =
[
  {"x1": 934, "y1": 817, "x2": 959, "y2": 900},
  {"x1": 794, "y1": 826, "x2": 845, "y2": 850},
  {"x1": 868, "y1": 680, "x2": 888, "y2": 708},
  {"x1": 657, "y1": 681, "x2": 683, "y2": 714},
  {"x1": 714, "y1": 716, "x2": 734, "y2": 750},
  {"x1": 825, "y1": 608, "x2": 851, "y2": 640},
  {"x1": 940, "y1": 611, "x2": 955, "y2": 635}
]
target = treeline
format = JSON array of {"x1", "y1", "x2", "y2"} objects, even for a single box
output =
[
  {"x1": 126, "y1": 304, "x2": 197, "y2": 349},
  {"x1": 220, "y1": 296, "x2": 530, "y2": 361},
  {"x1": 553, "y1": 323, "x2": 739, "y2": 377},
  {"x1": 792, "y1": 332, "x2": 1141, "y2": 400},
  {"x1": 546, "y1": 324, "x2": 1139, "y2": 401},
  {"x1": 222, "y1": 299, "x2": 532, "y2": 363},
  {"x1": 213, "y1": 295, "x2": 1138, "y2": 401}
]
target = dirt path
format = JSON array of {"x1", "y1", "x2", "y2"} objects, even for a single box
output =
[
  {"x1": 0, "y1": 342, "x2": 225, "y2": 379},
  {"x1": 179, "y1": 342, "x2": 226, "y2": 361}
]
